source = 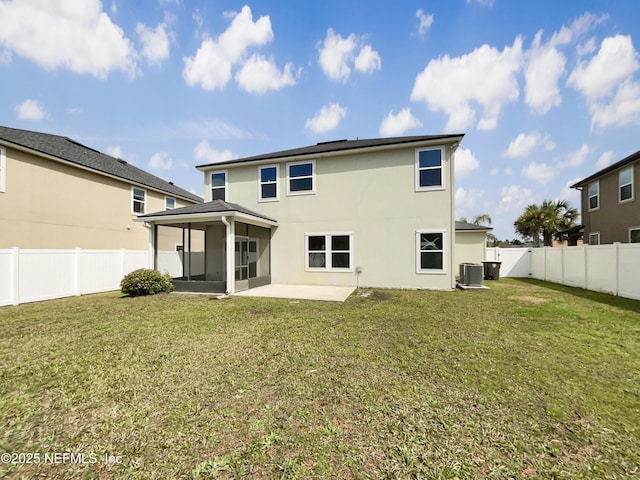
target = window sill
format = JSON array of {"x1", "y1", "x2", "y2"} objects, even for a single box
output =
[
  {"x1": 287, "y1": 190, "x2": 316, "y2": 196},
  {"x1": 416, "y1": 270, "x2": 447, "y2": 275},
  {"x1": 415, "y1": 185, "x2": 445, "y2": 193},
  {"x1": 258, "y1": 197, "x2": 279, "y2": 203},
  {"x1": 306, "y1": 268, "x2": 353, "y2": 273}
]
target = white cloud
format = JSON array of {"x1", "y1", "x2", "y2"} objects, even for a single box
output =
[
  {"x1": 499, "y1": 185, "x2": 534, "y2": 213},
  {"x1": 411, "y1": 37, "x2": 522, "y2": 132},
  {"x1": 595, "y1": 150, "x2": 614, "y2": 169},
  {"x1": 525, "y1": 31, "x2": 565, "y2": 114},
  {"x1": 416, "y1": 9, "x2": 434, "y2": 37},
  {"x1": 455, "y1": 187, "x2": 484, "y2": 214},
  {"x1": 589, "y1": 80, "x2": 640, "y2": 129},
  {"x1": 66, "y1": 106, "x2": 83, "y2": 115},
  {"x1": 379, "y1": 108, "x2": 422, "y2": 137},
  {"x1": 15, "y1": 98, "x2": 46, "y2": 121},
  {"x1": 549, "y1": 12, "x2": 608, "y2": 48},
  {"x1": 455, "y1": 148, "x2": 480, "y2": 179},
  {"x1": 305, "y1": 103, "x2": 347, "y2": 134},
  {"x1": 107, "y1": 145, "x2": 123, "y2": 159},
  {"x1": 503, "y1": 131, "x2": 554, "y2": 158},
  {"x1": 193, "y1": 140, "x2": 235, "y2": 164},
  {"x1": 354, "y1": 44, "x2": 381, "y2": 74},
  {"x1": 183, "y1": 5, "x2": 274, "y2": 91},
  {"x1": 235, "y1": 54, "x2": 297, "y2": 94},
  {"x1": 318, "y1": 28, "x2": 380, "y2": 81},
  {"x1": 136, "y1": 22, "x2": 170, "y2": 67},
  {"x1": 0, "y1": 0, "x2": 138, "y2": 78},
  {"x1": 568, "y1": 35, "x2": 639, "y2": 99},
  {"x1": 466, "y1": 0, "x2": 494, "y2": 7},
  {"x1": 522, "y1": 162, "x2": 556, "y2": 184},
  {"x1": 148, "y1": 152, "x2": 173, "y2": 170},
  {"x1": 557, "y1": 144, "x2": 593, "y2": 168}
]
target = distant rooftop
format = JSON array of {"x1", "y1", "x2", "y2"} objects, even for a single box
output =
[{"x1": 0, "y1": 126, "x2": 202, "y2": 203}]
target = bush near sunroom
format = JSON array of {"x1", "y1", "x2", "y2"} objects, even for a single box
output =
[{"x1": 120, "y1": 268, "x2": 174, "y2": 297}]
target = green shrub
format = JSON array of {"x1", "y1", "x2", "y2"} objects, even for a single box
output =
[{"x1": 120, "y1": 268, "x2": 174, "y2": 297}]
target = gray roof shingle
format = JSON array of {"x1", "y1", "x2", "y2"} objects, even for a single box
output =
[
  {"x1": 196, "y1": 134, "x2": 464, "y2": 169},
  {"x1": 139, "y1": 199, "x2": 277, "y2": 223},
  {"x1": 455, "y1": 221, "x2": 492, "y2": 231},
  {"x1": 0, "y1": 126, "x2": 202, "y2": 203}
]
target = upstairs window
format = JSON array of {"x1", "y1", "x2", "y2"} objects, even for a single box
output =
[
  {"x1": 619, "y1": 166, "x2": 634, "y2": 202},
  {"x1": 589, "y1": 232, "x2": 600, "y2": 245},
  {"x1": 211, "y1": 171, "x2": 227, "y2": 201},
  {"x1": 416, "y1": 230, "x2": 446, "y2": 273},
  {"x1": 415, "y1": 148, "x2": 444, "y2": 191},
  {"x1": 0, "y1": 146, "x2": 5, "y2": 193},
  {"x1": 132, "y1": 187, "x2": 146, "y2": 214},
  {"x1": 165, "y1": 196, "x2": 176, "y2": 210},
  {"x1": 287, "y1": 161, "x2": 315, "y2": 195},
  {"x1": 306, "y1": 233, "x2": 352, "y2": 271},
  {"x1": 588, "y1": 181, "x2": 599, "y2": 210},
  {"x1": 259, "y1": 165, "x2": 279, "y2": 202}
]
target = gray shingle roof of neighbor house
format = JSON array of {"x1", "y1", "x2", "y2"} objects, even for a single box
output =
[
  {"x1": 196, "y1": 134, "x2": 465, "y2": 169},
  {"x1": 571, "y1": 148, "x2": 640, "y2": 188},
  {"x1": 455, "y1": 221, "x2": 492, "y2": 231},
  {"x1": 138, "y1": 199, "x2": 277, "y2": 223},
  {"x1": 0, "y1": 126, "x2": 203, "y2": 203}
]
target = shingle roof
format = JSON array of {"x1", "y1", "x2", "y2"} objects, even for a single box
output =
[
  {"x1": 0, "y1": 126, "x2": 202, "y2": 203},
  {"x1": 196, "y1": 134, "x2": 464, "y2": 169},
  {"x1": 138, "y1": 199, "x2": 277, "y2": 223},
  {"x1": 455, "y1": 221, "x2": 492, "y2": 231},
  {"x1": 571, "y1": 149, "x2": 640, "y2": 188}
]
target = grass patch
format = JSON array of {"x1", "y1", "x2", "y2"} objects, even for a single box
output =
[{"x1": 0, "y1": 279, "x2": 638, "y2": 479}]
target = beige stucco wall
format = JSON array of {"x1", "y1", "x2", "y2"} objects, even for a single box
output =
[
  {"x1": 581, "y1": 161, "x2": 640, "y2": 244},
  {"x1": 0, "y1": 145, "x2": 199, "y2": 250},
  {"x1": 203, "y1": 143, "x2": 457, "y2": 289},
  {"x1": 454, "y1": 231, "x2": 487, "y2": 269}
]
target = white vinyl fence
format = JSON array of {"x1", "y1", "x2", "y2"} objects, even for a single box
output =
[
  {"x1": 0, "y1": 248, "x2": 203, "y2": 307},
  {"x1": 486, "y1": 243, "x2": 640, "y2": 300}
]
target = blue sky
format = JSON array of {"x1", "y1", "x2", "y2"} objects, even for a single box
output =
[{"x1": 1, "y1": 0, "x2": 639, "y2": 240}]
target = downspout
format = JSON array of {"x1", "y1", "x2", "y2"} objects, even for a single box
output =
[
  {"x1": 221, "y1": 216, "x2": 234, "y2": 295},
  {"x1": 449, "y1": 142, "x2": 460, "y2": 290}
]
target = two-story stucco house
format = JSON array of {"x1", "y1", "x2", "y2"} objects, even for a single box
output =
[
  {"x1": 0, "y1": 126, "x2": 202, "y2": 250},
  {"x1": 571, "y1": 149, "x2": 640, "y2": 245},
  {"x1": 139, "y1": 134, "x2": 469, "y2": 294}
]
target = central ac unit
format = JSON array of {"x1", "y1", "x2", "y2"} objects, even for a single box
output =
[{"x1": 459, "y1": 263, "x2": 484, "y2": 286}]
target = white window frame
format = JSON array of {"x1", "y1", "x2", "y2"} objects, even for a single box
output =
[
  {"x1": 588, "y1": 181, "x2": 599, "y2": 211},
  {"x1": 287, "y1": 160, "x2": 316, "y2": 196},
  {"x1": 131, "y1": 186, "x2": 146, "y2": 215},
  {"x1": 305, "y1": 232, "x2": 353, "y2": 272},
  {"x1": 588, "y1": 232, "x2": 600, "y2": 246},
  {"x1": 629, "y1": 227, "x2": 640, "y2": 243},
  {"x1": 415, "y1": 147, "x2": 445, "y2": 192},
  {"x1": 165, "y1": 196, "x2": 176, "y2": 210},
  {"x1": 619, "y1": 166, "x2": 634, "y2": 203},
  {"x1": 258, "y1": 164, "x2": 280, "y2": 202},
  {"x1": 416, "y1": 229, "x2": 447, "y2": 274},
  {"x1": 0, "y1": 146, "x2": 5, "y2": 193},
  {"x1": 210, "y1": 170, "x2": 227, "y2": 202}
]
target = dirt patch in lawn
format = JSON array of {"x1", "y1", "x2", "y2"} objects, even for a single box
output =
[{"x1": 508, "y1": 295, "x2": 548, "y2": 304}]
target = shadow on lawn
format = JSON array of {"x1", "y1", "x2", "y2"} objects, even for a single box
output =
[{"x1": 510, "y1": 277, "x2": 640, "y2": 314}]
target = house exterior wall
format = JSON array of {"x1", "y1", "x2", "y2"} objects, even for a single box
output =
[
  {"x1": 202, "y1": 143, "x2": 457, "y2": 290},
  {"x1": 454, "y1": 231, "x2": 487, "y2": 268},
  {"x1": 0, "y1": 145, "x2": 198, "y2": 250},
  {"x1": 580, "y1": 160, "x2": 640, "y2": 244}
]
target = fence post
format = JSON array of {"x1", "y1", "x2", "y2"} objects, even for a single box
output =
[
  {"x1": 583, "y1": 244, "x2": 588, "y2": 290},
  {"x1": 10, "y1": 247, "x2": 19, "y2": 306},
  {"x1": 74, "y1": 247, "x2": 82, "y2": 296},
  {"x1": 614, "y1": 242, "x2": 620, "y2": 297}
]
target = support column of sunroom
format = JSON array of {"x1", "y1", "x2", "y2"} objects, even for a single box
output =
[{"x1": 221, "y1": 216, "x2": 235, "y2": 294}]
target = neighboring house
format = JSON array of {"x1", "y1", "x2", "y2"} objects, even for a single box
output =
[
  {"x1": 571, "y1": 149, "x2": 640, "y2": 245},
  {"x1": 139, "y1": 134, "x2": 480, "y2": 294},
  {"x1": 0, "y1": 126, "x2": 202, "y2": 250},
  {"x1": 454, "y1": 221, "x2": 492, "y2": 267}
]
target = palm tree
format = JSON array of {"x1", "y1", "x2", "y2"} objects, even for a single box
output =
[
  {"x1": 514, "y1": 200, "x2": 579, "y2": 247},
  {"x1": 459, "y1": 213, "x2": 495, "y2": 245}
]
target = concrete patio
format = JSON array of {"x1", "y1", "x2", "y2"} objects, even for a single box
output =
[{"x1": 233, "y1": 284, "x2": 356, "y2": 302}]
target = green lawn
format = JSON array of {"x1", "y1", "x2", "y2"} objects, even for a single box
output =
[{"x1": 0, "y1": 279, "x2": 638, "y2": 479}]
